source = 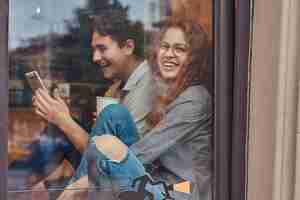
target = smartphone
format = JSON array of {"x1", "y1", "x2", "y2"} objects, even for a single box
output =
[{"x1": 25, "y1": 71, "x2": 47, "y2": 92}]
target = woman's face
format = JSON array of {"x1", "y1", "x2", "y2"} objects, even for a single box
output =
[{"x1": 157, "y1": 27, "x2": 188, "y2": 81}]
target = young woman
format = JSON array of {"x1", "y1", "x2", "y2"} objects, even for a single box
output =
[{"x1": 52, "y1": 17, "x2": 212, "y2": 200}]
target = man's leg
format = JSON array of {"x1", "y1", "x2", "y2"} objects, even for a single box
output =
[
  {"x1": 68, "y1": 104, "x2": 164, "y2": 199},
  {"x1": 91, "y1": 104, "x2": 140, "y2": 146},
  {"x1": 68, "y1": 104, "x2": 139, "y2": 184},
  {"x1": 86, "y1": 135, "x2": 164, "y2": 200},
  {"x1": 70, "y1": 104, "x2": 140, "y2": 184}
]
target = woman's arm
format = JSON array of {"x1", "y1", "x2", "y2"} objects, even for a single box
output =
[{"x1": 131, "y1": 88, "x2": 212, "y2": 164}]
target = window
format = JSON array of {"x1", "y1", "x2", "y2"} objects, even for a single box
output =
[{"x1": 0, "y1": 0, "x2": 249, "y2": 200}]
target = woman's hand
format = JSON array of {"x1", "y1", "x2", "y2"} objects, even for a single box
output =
[{"x1": 33, "y1": 88, "x2": 71, "y2": 128}]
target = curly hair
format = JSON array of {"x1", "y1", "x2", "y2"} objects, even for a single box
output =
[{"x1": 146, "y1": 17, "x2": 210, "y2": 128}]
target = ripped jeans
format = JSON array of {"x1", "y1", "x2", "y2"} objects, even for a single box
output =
[{"x1": 70, "y1": 104, "x2": 165, "y2": 200}]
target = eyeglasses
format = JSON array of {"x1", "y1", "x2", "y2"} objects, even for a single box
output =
[{"x1": 159, "y1": 42, "x2": 188, "y2": 56}]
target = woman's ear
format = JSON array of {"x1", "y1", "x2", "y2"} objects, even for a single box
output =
[{"x1": 123, "y1": 39, "x2": 135, "y2": 55}]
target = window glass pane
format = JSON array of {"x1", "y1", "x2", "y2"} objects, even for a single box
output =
[{"x1": 8, "y1": 0, "x2": 213, "y2": 199}]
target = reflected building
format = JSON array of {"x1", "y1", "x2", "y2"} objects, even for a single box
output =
[
  {"x1": 145, "y1": 0, "x2": 172, "y2": 30},
  {"x1": 9, "y1": 36, "x2": 49, "y2": 107},
  {"x1": 145, "y1": 0, "x2": 160, "y2": 30},
  {"x1": 8, "y1": 32, "x2": 107, "y2": 108}
]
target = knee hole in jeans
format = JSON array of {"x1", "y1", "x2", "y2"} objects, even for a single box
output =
[{"x1": 92, "y1": 135, "x2": 128, "y2": 163}]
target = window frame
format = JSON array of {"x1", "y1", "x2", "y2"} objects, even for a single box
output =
[
  {"x1": 214, "y1": 0, "x2": 250, "y2": 200},
  {"x1": 0, "y1": 0, "x2": 9, "y2": 199},
  {"x1": 213, "y1": 0, "x2": 234, "y2": 199}
]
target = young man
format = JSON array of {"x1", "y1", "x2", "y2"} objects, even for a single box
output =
[
  {"x1": 9, "y1": 10, "x2": 153, "y2": 199},
  {"x1": 89, "y1": 14, "x2": 153, "y2": 138},
  {"x1": 33, "y1": 12, "x2": 153, "y2": 153}
]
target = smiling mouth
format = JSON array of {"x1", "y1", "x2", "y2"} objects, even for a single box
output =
[
  {"x1": 162, "y1": 61, "x2": 178, "y2": 69},
  {"x1": 99, "y1": 63, "x2": 112, "y2": 74},
  {"x1": 97, "y1": 59, "x2": 111, "y2": 69}
]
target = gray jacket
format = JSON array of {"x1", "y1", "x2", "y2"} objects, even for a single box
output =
[{"x1": 131, "y1": 85, "x2": 213, "y2": 200}]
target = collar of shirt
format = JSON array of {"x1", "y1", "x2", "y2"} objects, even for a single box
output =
[{"x1": 122, "y1": 60, "x2": 150, "y2": 92}]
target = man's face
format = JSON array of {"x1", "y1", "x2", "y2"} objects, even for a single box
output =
[{"x1": 91, "y1": 31, "x2": 128, "y2": 80}]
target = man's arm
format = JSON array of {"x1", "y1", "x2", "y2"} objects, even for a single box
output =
[
  {"x1": 33, "y1": 89, "x2": 89, "y2": 153},
  {"x1": 57, "y1": 116, "x2": 89, "y2": 153}
]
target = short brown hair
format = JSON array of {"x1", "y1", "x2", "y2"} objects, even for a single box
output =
[{"x1": 89, "y1": 10, "x2": 145, "y2": 59}]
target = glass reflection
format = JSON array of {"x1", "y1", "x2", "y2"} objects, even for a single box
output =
[{"x1": 8, "y1": 0, "x2": 213, "y2": 199}]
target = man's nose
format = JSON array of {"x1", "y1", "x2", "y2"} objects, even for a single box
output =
[
  {"x1": 93, "y1": 50, "x2": 103, "y2": 63},
  {"x1": 164, "y1": 47, "x2": 176, "y2": 58}
]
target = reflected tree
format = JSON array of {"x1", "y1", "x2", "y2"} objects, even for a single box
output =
[{"x1": 51, "y1": 0, "x2": 138, "y2": 84}]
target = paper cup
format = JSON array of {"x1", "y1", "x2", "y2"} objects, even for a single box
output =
[{"x1": 96, "y1": 96, "x2": 119, "y2": 115}]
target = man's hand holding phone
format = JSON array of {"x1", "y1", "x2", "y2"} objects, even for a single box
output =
[
  {"x1": 26, "y1": 71, "x2": 71, "y2": 128},
  {"x1": 33, "y1": 88, "x2": 72, "y2": 129}
]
